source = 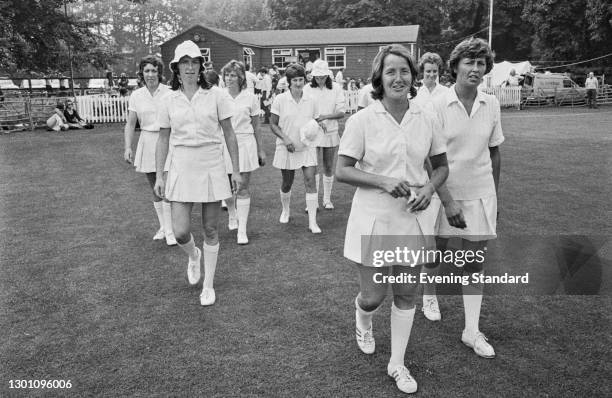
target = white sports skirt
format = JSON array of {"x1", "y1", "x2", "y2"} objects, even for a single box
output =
[
  {"x1": 134, "y1": 130, "x2": 158, "y2": 173},
  {"x1": 434, "y1": 196, "x2": 497, "y2": 241},
  {"x1": 272, "y1": 145, "x2": 317, "y2": 170},
  {"x1": 165, "y1": 144, "x2": 231, "y2": 203},
  {"x1": 223, "y1": 133, "x2": 260, "y2": 173},
  {"x1": 318, "y1": 130, "x2": 340, "y2": 148}
]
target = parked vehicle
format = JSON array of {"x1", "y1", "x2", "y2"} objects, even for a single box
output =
[{"x1": 521, "y1": 72, "x2": 586, "y2": 104}]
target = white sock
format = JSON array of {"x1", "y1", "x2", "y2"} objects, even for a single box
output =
[
  {"x1": 178, "y1": 234, "x2": 198, "y2": 260},
  {"x1": 226, "y1": 194, "x2": 237, "y2": 221},
  {"x1": 236, "y1": 197, "x2": 250, "y2": 234},
  {"x1": 280, "y1": 190, "x2": 291, "y2": 213},
  {"x1": 162, "y1": 201, "x2": 174, "y2": 236},
  {"x1": 462, "y1": 275, "x2": 483, "y2": 335},
  {"x1": 202, "y1": 242, "x2": 219, "y2": 290},
  {"x1": 388, "y1": 303, "x2": 415, "y2": 369},
  {"x1": 153, "y1": 201, "x2": 164, "y2": 230},
  {"x1": 306, "y1": 192, "x2": 318, "y2": 227},
  {"x1": 355, "y1": 295, "x2": 378, "y2": 331},
  {"x1": 323, "y1": 175, "x2": 334, "y2": 203}
]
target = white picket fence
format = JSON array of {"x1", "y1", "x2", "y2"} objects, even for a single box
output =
[
  {"x1": 481, "y1": 86, "x2": 522, "y2": 109},
  {"x1": 76, "y1": 94, "x2": 130, "y2": 123}
]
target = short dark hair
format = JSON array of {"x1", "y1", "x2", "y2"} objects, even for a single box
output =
[
  {"x1": 448, "y1": 37, "x2": 494, "y2": 79},
  {"x1": 418, "y1": 52, "x2": 444, "y2": 74},
  {"x1": 310, "y1": 74, "x2": 332, "y2": 89},
  {"x1": 169, "y1": 57, "x2": 211, "y2": 91},
  {"x1": 55, "y1": 103, "x2": 64, "y2": 110},
  {"x1": 221, "y1": 60, "x2": 247, "y2": 90},
  {"x1": 204, "y1": 70, "x2": 220, "y2": 86},
  {"x1": 284, "y1": 64, "x2": 306, "y2": 88},
  {"x1": 371, "y1": 44, "x2": 418, "y2": 101},
  {"x1": 138, "y1": 55, "x2": 164, "y2": 83}
]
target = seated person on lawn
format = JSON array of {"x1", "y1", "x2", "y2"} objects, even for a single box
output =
[{"x1": 64, "y1": 100, "x2": 94, "y2": 129}]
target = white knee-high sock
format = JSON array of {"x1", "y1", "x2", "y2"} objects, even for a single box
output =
[
  {"x1": 280, "y1": 190, "x2": 291, "y2": 213},
  {"x1": 306, "y1": 192, "x2": 318, "y2": 227},
  {"x1": 389, "y1": 303, "x2": 415, "y2": 369},
  {"x1": 323, "y1": 175, "x2": 334, "y2": 203},
  {"x1": 178, "y1": 234, "x2": 198, "y2": 260},
  {"x1": 236, "y1": 197, "x2": 250, "y2": 234},
  {"x1": 162, "y1": 201, "x2": 174, "y2": 236},
  {"x1": 153, "y1": 201, "x2": 164, "y2": 229},
  {"x1": 462, "y1": 275, "x2": 483, "y2": 334},
  {"x1": 355, "y1": 295, "x2": 378, "y2": 331},
  {"x1": 226, "y1": 194, "x2": 237, "y2": 221},
  {"x1": 202, "y1": 242, "x2": 219, "y2": 290}
]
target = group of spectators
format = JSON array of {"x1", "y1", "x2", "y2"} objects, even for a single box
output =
[{"x1": 46, "y1": 99, "x2": 93, "y2": 131}]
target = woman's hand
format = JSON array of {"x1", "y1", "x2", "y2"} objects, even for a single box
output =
[
  {"x1": 283, "y1": 136, "x2": 296, "y2": 153},
  {"x1": 231, "y1": 173, "x2": 243, "y2": 194},
  {"x1": 380, "y1": 177, "x2": 413, "y2": 198},
  {"x1": 124, "y1": 148, "x2": 133, "y2": 164},
  {"x1": 258, "y1": 149, "x2": 267, "y2": 166},
  {"x1": 153, "y1": 174, "x2": 166, "y2": 199},
  {"x1": 409, "y1": 183, "x2": 435, "y2": 212},
  {"x1": 443, "y1": 200, "x2": 466, "y2": 228}
]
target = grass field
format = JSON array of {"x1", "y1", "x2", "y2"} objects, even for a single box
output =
[{"x1": 1, "y1": 106, "x2": 611, "y2": 397}]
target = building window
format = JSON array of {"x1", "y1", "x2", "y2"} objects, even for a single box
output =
[
  {"x1": 243, "y1": 47, "x2": 255, "y2": 68},
  {"x1": 199, "y1": 48, "x2": 211, "y2": 63},
  {"x1": 272, "y1": 49, "x2": 293, "y2": 69},
  {"x1": 325, "y1": 47, "x2": 346, "y2": 69}
]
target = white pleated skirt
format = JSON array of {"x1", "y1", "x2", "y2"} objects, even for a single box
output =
[
  {"x1": 165, "y1": 144, "x2": 231, "y2": 203},
  {"x1": 272, "y1": 145, "x2": 318, "y2": 170},
  {"x1": 223, "y1": 133, "x2": 260, "y2": 173},
  {"x1": 318, "y1": 131, "x2": 340, "y2": 148},
  {"x1": 434, "y1": 195, "x2": 497, "y2": 241},
  {"x1": 134, "y1": 130, "x2": 157, "y2": 173}
]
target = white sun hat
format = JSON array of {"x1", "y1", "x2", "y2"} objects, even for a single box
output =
[
  {"x1": 300, "y1": 119, "x2": 325, "y2": 147},
  {"x1": 169, "y1": 40, "x2": 203, "y2": 69},
  {"x1": 311, "y1": 59, "x2": 332, "y2": 77}
]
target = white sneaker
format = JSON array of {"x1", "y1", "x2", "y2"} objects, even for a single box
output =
[
  {"x1": 355, "y1": 324, "x2": 375, "y2": 354},
  {"x1": 422, "y1": 295, "x2": 441, "y2": 321},
  {"x1": 309, "y1": 224, "x2": 322, "y2": 234},
  {"x1": 228, "y1": 217, "x2": 238, "y2": 231},
  {"x1": 187, "y1": 248, "x2": 201, "y2": 285},
  {"x1": 279, "y1": 211, "x2": 290, "y2": 223},
  {"x1": 387, "y1": 364, "x2": 418, "y2": 394},
  {"x1": 323, "y1": 201, "x2": 334, "y2": 210},
  {"x1": 165, "y1": 232, "x2": 177, "y2": 246},
  {"x1": 237, "y1": 231, "x2": 249, "y2": 245},
  {"x1": 200, "y1": 288, "x2": 216, "y2": 306},
  {"x1": 153, "y1": 228, "x2": 165, "y2": 240},
  {"x1": 461, "y1": 330, "x2": 495, "y2": 358}
]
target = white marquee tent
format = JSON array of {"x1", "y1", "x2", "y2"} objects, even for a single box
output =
[{"x1": 484, "y1": 60, "x2": 533, "y2": 87}]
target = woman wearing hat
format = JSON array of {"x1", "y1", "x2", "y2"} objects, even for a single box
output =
[
  {"x1": 220, "y1": 60, "x2": 266, "y2": 245},
  {"x1": 154, "y1": 40, "x2": 242, "y2": 306},
  {"x1": 124, "y1": 55, "x2": 176, "y2": 246},
  {"x1": 336, "y1": 44, "x2": 448, "y2": 394},
  {"x1": 303, "y1": 59, "x2": 346, "y2": 210},
  {"x1": 270, "y1": 63, "x2": 322, "y2": 233}
]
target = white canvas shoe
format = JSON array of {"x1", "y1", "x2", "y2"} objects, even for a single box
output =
[
  {"x1": 165, "y1": 232, "x2": 177, "y2": 246},
  {"x1": 237, "y1": 231, "x2": 249, "y2": 245},
  {"x1": 323, "y1": 201, "x2": 334, "y2": 210},
  {"x1": 228, "y1": 217, "x2": 238, "y2": 231},
  {"x1": 387, "y1": 365, "x2": 418, "y2": 394},
  {"x1": 309, "y1": 224, "x2": 322, "y2": 234},
  {"x1": 279, "y1": 211, "x2": 290, "y2": 224},
  {"x1": 200, "y1": 288, "x2": 216, "y2": 306},
  {"x1": 187, "y1": 248, "x2": 201, "y2": 285},
  {"x1": 153, "y1": 228, "x2": 165, "y2": 240},
  {"x1": 355, "y1": 324, "x2": 375, "y2": 354},
  {"x1": 422, "y1": 295, "x2": 441, "y2": 321},
  {"x1": 461, "y1": 330, "x2": 496, "y2": 358}
]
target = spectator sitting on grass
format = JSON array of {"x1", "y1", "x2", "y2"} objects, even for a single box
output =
[
  {"x1": 64, "y1": 100, "x2": 94, "y2": 129},
  {"x1": 46, "y1": 103, "x2": 69, "y2": 131}
]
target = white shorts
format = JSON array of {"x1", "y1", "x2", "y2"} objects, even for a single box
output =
[
  {"x1": 165, "y1": 144, "x2": 231, "y2": 203},
  {"x1": 434, "y1": 196, "x2": 497, "y2": 241},
  {"x1": 272, "y1": 145, "x2": 317, "y2": 170},
  {"x1": 223, "y1": 133, "x2": 260, "y2": 174}
]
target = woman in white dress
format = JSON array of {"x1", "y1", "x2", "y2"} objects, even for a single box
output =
[
  {"x1": 123, "y1": 55, "x2": 176, "y2": 246},
  {"x1": 270, "y1": 63, "x2": 323, "y2": 233},
  {"x1": 303, "y1": 59, "x2": 345, "y2": 209},
  {"x1": 154, "y1": 41, "x2": 242, "y2": 306},
  {"x1": 336, "y1": 44, "x2": 449, "y2": 394},
  {"x1": 431, "y1": 37, "x2": 504, "y2": 358},
  {"x1": 221, "y1": 60, "x2": 266, "y2": 244}
]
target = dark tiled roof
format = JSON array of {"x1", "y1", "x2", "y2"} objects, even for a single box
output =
[{"x1": 202, "y1": 25, "x2": 419, "y2": 47}]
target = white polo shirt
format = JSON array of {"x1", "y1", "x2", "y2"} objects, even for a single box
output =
[
  {"x1": 226, "y1": 88, "x2": 260, "y2": 135},
  {"x1": 245, "y1": 71, "x2": 258, "y2": 92},
  {"x1": 127, "y1": 84, "x2": 170, "y2": 132},
  {"x1": 432, "y1": 85, "x2": 505, "y2": 200},
  {"x1": 303, "y1": 82, "x2": 345, "y2": 134},
  {"x1": 340, "y1": 100, "x2": 446, "y2": 186},
  {"x1": 357, "y1": 84, "x2": 375, "y2": 108},
  {"x1": 271, "y1": 90, "x2": 319, "y2": 148},
  {"x1": 585, "y1": 77, "x2": 598, "y2": 89},
  {"x1": 158, "y1": 86, "x2": 234, "y2": 147},
  {"x1": 413, "y1": 83, "x2": 448, "y2": 111},
  {"x1": 261, "y1": 74, "x2": 273, "y2": 92}
]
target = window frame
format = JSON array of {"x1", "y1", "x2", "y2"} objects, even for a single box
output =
[
  {"x1": 271, "y1": 48, "x2": 294, "y2": 70},
  {"x1": 199, "y1": 48, "x2": 211, "y2": 64},
  {"x1": 324, "y1": 47, "x2": 346, "y2": 70}
]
